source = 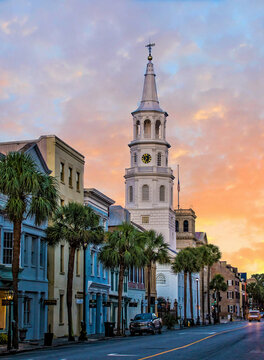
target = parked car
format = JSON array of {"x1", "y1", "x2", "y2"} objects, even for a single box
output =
[
  {"x1": 129, "y1": 313, "x2": 162, "y2": 335},
  {"x1": 259, "y1": 311, "x2": 264, "y2": 318},
  {"x1": 248, "y1": 310, "x2": 261, "y2": 322}
]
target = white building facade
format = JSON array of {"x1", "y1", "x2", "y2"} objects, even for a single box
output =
[{"x1": 125, "y1": 47, "x2": 178, "y2": 307}]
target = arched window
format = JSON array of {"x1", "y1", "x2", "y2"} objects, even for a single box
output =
[
  {"x1": 159, "y1": 185, "x2": 165, "y2": 202},
  {"x1": 175, "y1": 220, "x2": 179, "y2": 232},
  {"x1": 155, "y1": 120, "x2": 161, "y2": 139},
  {"x1": 129, "y1": 186, "x2": 133, "y2": 202},
  {"x1": 142, "y1": 185, "x2": 149, "y2": 201},
  {"x1": 156, "y1": 273, "x2": 166, "y2": 285},
  {"x1": 157, "y1": 152, "x2": 161, "y2": 166},
  {"x1": 136, "y1": 120, "x2": 140, "y2": 138},
  {"x1": 183, "y1": 220, "x2": 189, "y2": 232},
  {"x1": 144, "y1": 119, "x2": 151, "y2": 138},
  {"x1": 133, "y1": 152, "x2": 137, "y2": 164}
]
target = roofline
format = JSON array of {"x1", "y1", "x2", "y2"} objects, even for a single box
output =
[
  {"x1": 84, "y1": 188, "x2": 115, "y2": 206},
  {"x1": 0, "y1": 135, "x2": 85, "y2": 159}
]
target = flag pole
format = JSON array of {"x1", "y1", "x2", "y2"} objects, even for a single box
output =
[{"x1": 177, "y1": 164, "x2": 180, "y2": 209}]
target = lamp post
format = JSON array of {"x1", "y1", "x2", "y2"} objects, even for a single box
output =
[
  {"x1": 179, "y1": 304, "x2": 183, "y2": 329},
  {"x1": 79, "y1": 243, "x2": 88, "y2": 341},
  {"x1": 196, "y1": 278, "x2": 200, "y2": 325},
  {"x1": 7, "y1": 290, "x2": 14, "y2": 351}
]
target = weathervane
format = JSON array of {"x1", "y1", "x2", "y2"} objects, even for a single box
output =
[{"x1": 145, "y1": 42, "x2": 155, "y2": 61}]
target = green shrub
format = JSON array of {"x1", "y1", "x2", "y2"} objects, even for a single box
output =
[
  {"x1": 0, "y1": 333, "x2": 8, "y2": 345},
  {"x1": 162, "y1": 313, "x2": 177, "y2": 330}
]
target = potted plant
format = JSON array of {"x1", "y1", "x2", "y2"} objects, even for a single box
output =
[{"x1": 18, "y1": 328, "x2": 27, "y2": 341}]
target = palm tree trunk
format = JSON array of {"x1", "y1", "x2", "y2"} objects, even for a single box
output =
[
  {"x1": 184, "y1": 271, "x2": 187, "y2": 322},
  {"x1": 207, "y1": 266, "x2": 211, "y2": 324},
  {"x1": 67, "y1": 246, "x2": 76, "y2": 341},
  {"x1": 216, "y1": 291, "x2": 220, "y2": 323},
  {"x1": 201, "y1": 267, "x2": 205, "y2": 325},
  {"x1": 117, "y1": 263, "x2": 124, "y2": 336},
  {"x1": 189, "y1": 273, "x2": 194, "y2": 321},
  {"x1": 12, "y1": 219, "x2": 22, "y2": 349},
  {"x1": 147, "y1": 264, "x2": 151, "y2": 313}
]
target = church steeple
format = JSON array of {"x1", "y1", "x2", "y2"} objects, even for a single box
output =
[{"x1": 133, "y1": 43, "x2": 164, "y2": 114}]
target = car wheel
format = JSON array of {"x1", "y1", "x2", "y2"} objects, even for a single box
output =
[
  {"x1": 130, "y1": 331, "x2": 135, "y2": 336},
  {"x1": 139, "y1": 331, "x2": 142, "y2": 336},
  {"x1": 158, "y1": 328, "x2": 162, "y2": 334},
  {"x1": 249, "y1": 320, "x2": 251, "y2": 322},
  {"x1": 151, "y1": 326, "x2": 156, "y2": 335},
  {"x1": 258, "y1": 320, "x2": 260, "y2": 322}
]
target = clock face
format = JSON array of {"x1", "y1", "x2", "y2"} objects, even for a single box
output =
[{"x1": 142, "y1": 153, "x2": 152, "y2": 164}]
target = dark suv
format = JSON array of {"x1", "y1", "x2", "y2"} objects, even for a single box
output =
[{"x1": 129, "y1": 313, "x2": 162, "y2": 335}]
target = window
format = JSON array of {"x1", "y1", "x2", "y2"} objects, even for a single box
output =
[
  {"x1": 115, "y1": 273, "x2": 118, "y2": 291},
  {"x1": 60, "y1": 245, "x2": 64, "y2": 273},
  {"x1": 155, "y1": 120, "x2": 161, "y2": 139},
  {"x1": 175, "y1": 220, "x2": 179, "y2": 232},
  {"x1": 142, "y1": 216, "x2": 149, "y2": 224},
  {"x1": 103, "y1": 267, "x2": 106, "y2": 279},
  {"x1": 3, "y1": 232, "x2": 13, "y2": 264},
  {"x1": 227, "y1": 291, "x2": 233, "y2": 299},
  {"x1": 111, "y1": 271, "x2": 114, "y2": 291},
  {"x1": 157, "y1": 152, "x2": 161, "y2": 166},
  {"x1": 183, "y1": 220, "x2": 189, "y2": 232},
  {"x1": 144, "y1": 119, "x2": 151, "y2": 138},
  {"x1": 129, "y1": 186, "x2": 133, "y2": 203},
  {"x1": 227, "y1": 280, "x2": 233, "y2": 286},
  {"x1": 24, "y1": 235, "x2": 29, "y2": 266},
  {"x1": 60, "y1": 198, "x2": 65, "y2": 207},
  {"x1": 142, "y1": 185, "x2": 149, "y2": 201},
  {"x1": 91, "y1": 251, "x2": 95, "y2": 276},
  {"x1": 24, "y1": 298, "x2": 31, "y2": 325},
  {"x1": 133, "y1": 152, "x2": 137, "y2": 164},
  {"x1": 159, "y1": 185, "x2": 165, "y2": 202},
  {"x1": 59, "y1": 294, "x2": 64, "y2": 324},
  {"x1": 97, "y1": 258, "x2": 100, "y2": 277},
  {"x1": 76, "y1": 249, "x2": 80, "y2": 275},
  {"x1": 129, "y1": 267, "x2": 133, "y2": 282},
  {"x1": 141, "y1": 268, "x2": 145, "y2": 284},
  {"x1": 40, "y1": 239, "x2": 45, "y2": 267},
  {"x1": 124, "y1": 275, "x2": 128, "y2": 292},
  {"x1": 76, "y1": 172, "x2": 80, "y2": 191},
  {"x1": 136, "y1": 120, "x2": 140, "y2": 138},
  {"x1": 156, "y1": 273, "x2": 166, "y2": 284},
  {"x1": 134, "y1": 268, "x2": 138, "y2": 283},
  {"x1": 31, "y1": 237, "x2": 37, "y2": 266},
  {"x1": 60, "y1": 162, "x2": 65, "y2": 182},
  {"x1": 68, "y1": 167, "x2": 73, "y2": 187}
]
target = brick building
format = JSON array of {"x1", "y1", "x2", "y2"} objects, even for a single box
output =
[{"x1": 211, "y1": 261, "x2": 241, "y2": 319}]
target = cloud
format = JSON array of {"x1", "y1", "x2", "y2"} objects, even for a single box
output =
[{"x1": 0, "y1": 0, "x2": 264, "y2": 273}]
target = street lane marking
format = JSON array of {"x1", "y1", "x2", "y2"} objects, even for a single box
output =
[
  {"x1": 108, "y1": 354, "x2": 137, "y2": 357},
  {"x1": 137, "y1": 324, "x2": 249, "y2": 360}
]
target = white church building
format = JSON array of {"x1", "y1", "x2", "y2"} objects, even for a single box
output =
[{"x1": 124, "y1": 45, "x2": 179, "y2": 308}]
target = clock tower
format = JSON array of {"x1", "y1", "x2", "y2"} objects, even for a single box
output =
[{"x1": 125, "y1": 45, "x2": 176, "y2": 251}]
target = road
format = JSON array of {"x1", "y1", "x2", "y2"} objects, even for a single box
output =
[{"x1": 2, "y1": 321, "x2": 264, "y2": 360}]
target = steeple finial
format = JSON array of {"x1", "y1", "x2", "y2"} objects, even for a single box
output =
[{"x1": 145, "y1": 42, "x2": 155, "y2": 61}]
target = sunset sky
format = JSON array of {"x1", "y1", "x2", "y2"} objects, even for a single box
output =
[{"x1": 0, "y1": 0, "x2": 264, "y2": 276}]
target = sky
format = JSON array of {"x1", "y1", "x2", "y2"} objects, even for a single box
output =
[{"x1": 0, "y1": 0, "x2": 264, "y2": 276}]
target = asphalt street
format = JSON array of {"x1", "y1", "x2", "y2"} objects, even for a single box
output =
[{"x1": 2, "y1": 321, "x2": 264, "y2": 360}]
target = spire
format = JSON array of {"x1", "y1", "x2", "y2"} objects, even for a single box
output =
[{"x1": 133, "y1": 43, "x2": 164, "y2": 113}]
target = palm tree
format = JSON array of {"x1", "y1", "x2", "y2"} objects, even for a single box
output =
[
  {"x1": 141, "y1": 230, "x2": 170, "y2": 313},
  {"x1": 187, "y1": 248, "x2": 202, "y2": 322},
  {"x1": 206, "y1": 244, "x2": 221, "y2": 324},
  {"x1": 172, "y1": 248, "x2": 196, "y2": 324},
  {"x1": 0, "y1": 152, "x2": 58, "y2": 349},
  {"x1": 99, "y1": 223, "x2": 145, "y2": 336},
  {"x1": 209, "y1": 274, "x2": 227, "y2": 323},
  {"x1": 46, "y1": 202, "x2": 104, "y2": 341},
  {"x1": 196, "y1": 245, "x2": 210, "y2": 325}
]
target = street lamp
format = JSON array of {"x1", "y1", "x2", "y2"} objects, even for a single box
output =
[
  {"x1": 196, "y1": 278, "x2": 200, "y2": 325},
  {"x1": 79, "y1": 242, "x2": 88, "y2": 341},
  {"x1": 179, "y1": 304, "x2": 183, "y2": 329},
  {"x1": 7, "y1": 290, "x2": 14, "y2": 351}
]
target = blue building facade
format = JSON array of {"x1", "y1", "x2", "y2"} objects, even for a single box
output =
[
  {"x1": 84, "y1": 188, "x2": 115, "y2": 335},
  {"x1": 0, "y1": 144, "x2": 50, "y2": 340}
]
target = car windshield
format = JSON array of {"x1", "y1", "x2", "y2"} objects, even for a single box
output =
[
  {"x1": 134, "y1": 314, "x2": 152, "y2": 321},
  {"x1": 250, "y1": 311, "x2": 259, "y2": 315}
]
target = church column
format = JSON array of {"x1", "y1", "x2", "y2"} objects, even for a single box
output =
[{"x1": 140, "y1": 120, "x2": 143, "y2": 140}]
